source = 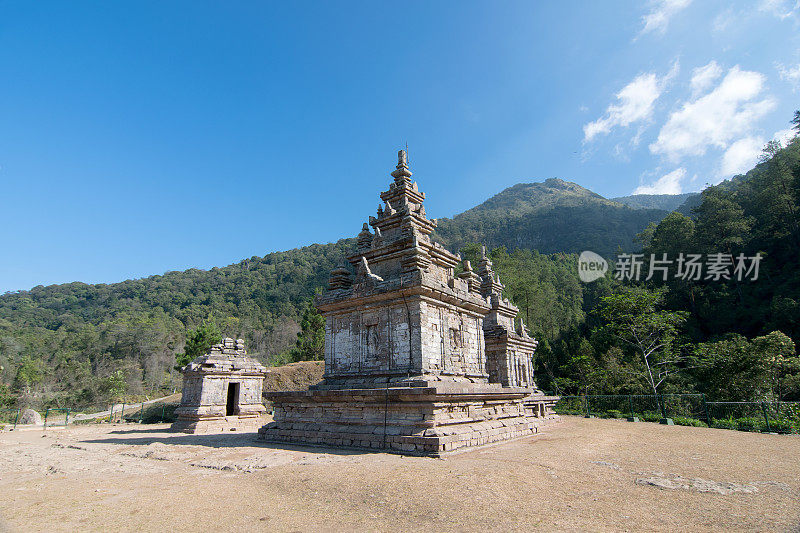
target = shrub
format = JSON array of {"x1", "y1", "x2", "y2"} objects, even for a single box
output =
[
  {"x1": 604, "y1": 409, "x2": 625, "y2": 419},
  {"x1": 710, "y1": 418, "x2": 737, "y2": 430},
  {"x1": 672, "y1": 416, "x2": 707, "y2": 427},
  {"x1": 767, "y1": 419, "x2": 793, "y2": 434},
  {"x1": 641, "y1": 412, "x2": 662, "y2": 422},
  {"x1": 735, "y1": 417, "x2": 765, "y2": 432}
]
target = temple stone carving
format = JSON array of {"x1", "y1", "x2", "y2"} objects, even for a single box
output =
[
  {"x1": 173, "y1": 338, "x2": 267, "y2": 433},
  {"x1": 259, "y1": 151, "x2": 558, "y2": 454}
]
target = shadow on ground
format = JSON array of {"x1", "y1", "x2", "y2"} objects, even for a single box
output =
[{"x1": 82, "y1": 427, "x2": 388, "y2": 456}]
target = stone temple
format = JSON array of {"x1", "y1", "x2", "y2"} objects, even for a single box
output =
[
  {"x1": 259, "y1": 151, "x2": 558, "y2": 455},
  {"x1": 173, "y1": 338, "x2": 267, "y2": 433}
]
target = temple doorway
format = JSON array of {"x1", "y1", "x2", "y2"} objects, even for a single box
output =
[{"x1": 226, "y1": 382, "x2": 240, "y2": 416}]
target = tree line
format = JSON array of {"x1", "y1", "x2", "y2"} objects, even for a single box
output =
[{"x1": 1, "y1": 112, "x2": 798, "y2": 411}]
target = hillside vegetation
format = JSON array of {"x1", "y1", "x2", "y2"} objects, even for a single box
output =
[
  {"x1": 538, "y1": 131, "x2": 800, "y2": 402},
  {"x1": 611, "y1": 192, "x2": 698, "y2": 211},
  {"x1": 2, "y1": 124, "x2": 798, "y2": 410},
  {"x1": 0, "y1": 241, "x2": 352, "y2": 408},
  {"x1": 435, "y1": 178, "x2": 669, "y2": 256}
]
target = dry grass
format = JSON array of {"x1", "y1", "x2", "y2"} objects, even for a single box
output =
[
  {"x1": 0, "y1": 416, "x2": 798, "y2": 532},
  {"x1": 263, "y1": 360, "x2": 324, "y2": 394}
]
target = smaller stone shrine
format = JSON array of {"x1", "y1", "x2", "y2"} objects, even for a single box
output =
[{"x1": 172, "y1": 337, "x2": 268, "y2": 433}]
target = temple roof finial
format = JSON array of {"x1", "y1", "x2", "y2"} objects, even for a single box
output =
[{"x1": 391, "y1": 149, "x2": 413, "y2": 180}]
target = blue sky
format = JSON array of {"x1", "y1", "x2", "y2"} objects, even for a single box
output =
[{"x1": 1, "y1": 1, "x2": 799, "y2": 293}]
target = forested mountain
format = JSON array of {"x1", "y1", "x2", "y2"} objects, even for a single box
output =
[
  {"x1": 435, "y1": 178, "x2": 669, "y2": 256},
  {"x1": 537, "y1": 130, "x2": 800, "y2": 402},
  {"x1": 1, "y1": 176, "x2": 663, "y2": 410},
  {"x1": 0, "y1": 240, "x2": 353, "y2": 408},
  {"x1": 2, "y1": 123, "x2": 799, "y2": 411},
  {"x1": 611, "y1": 192, "x2": 698, "y2": 211}
]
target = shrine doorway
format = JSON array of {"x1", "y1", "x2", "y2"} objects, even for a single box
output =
[{"x1": 226, "y1": 382, "x2": 240, "y2": 416}]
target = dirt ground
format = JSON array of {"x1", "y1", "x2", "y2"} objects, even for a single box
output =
[{"x1": 0, "y1": 416, "x2": 798, "y2": 533}]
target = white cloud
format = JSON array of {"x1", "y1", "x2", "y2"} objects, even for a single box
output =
[
  {"x1": 690, "y1": 61, "x2": 722, "y2": 96},
  {"x1": 773, "y1": 127, "x2": 798, "y2": 145},
  {"x1": 718, "y1": 129, "x2": 797, "y2": 178},
  {"x1": 712, "y1": 9, "x2": 735, "y2": 32},
  {"x1": 583, "y1": 62, "x2": 678, "y2": 143},
  {"x1": 649, "y1": 66, "x2": 776, "y2": 161},
  {"x1": 638, "y1": 0, "x2": 693, "y2": 37},
  {"x1": 721, "y1": 137, "x2": 764, "y2": 176},
  {"x1": 633, "y1": 168, "x2": 687, "y2": 194},
  {"x1": 777, "y1": 61, "x2": 800, "y2": 91},
  {"x1": 759, "y1": 0, "x2": 800, "y2": 20},
  {"x1": 584, "y1": 74, "x2": 660, "y2": 142}
]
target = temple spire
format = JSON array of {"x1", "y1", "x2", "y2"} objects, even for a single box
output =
[{"x1": 391, "y1": 149, "x2": 413, "y2": 181}]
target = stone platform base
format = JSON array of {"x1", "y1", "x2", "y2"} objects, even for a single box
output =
[
  {"x1": 172, "y1": 414, "x2": 264, "y2": 434},
  {"x1": 259, "y1": 385, "x2": 559, "y2": 456}
]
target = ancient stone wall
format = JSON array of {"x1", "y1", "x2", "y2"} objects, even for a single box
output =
[{"x1": 419, "y1": 301, "x2": 486, "y2": 378}]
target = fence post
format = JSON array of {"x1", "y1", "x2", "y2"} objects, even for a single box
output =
[
  {"x1": 760, "y1": 402, "x2": 772, "y2": 433},
  {"x1": 139, "y1": 403, "x2": 144, "y2": 423},
  {"x1": 65, "y1": 409, "x2": 70, "y2": 427},
  {"x1": 13, "y1": 408, "x2": 20, "y2": 430},
  {"x1": 120, "y1": 402, "x2": 126, "y2": 423},
  {"x1": 43, "y1": 408, "x2": 49, "y2": 430},
  {"x1": 160, "y1": 404, "x2": 165, "y2": 423},
  {"x1": 628, "y1": 395, "x2": 634, "y2": 417},
  {"x1": 702, "y1": 394, "x2": 711, "y2": 425},
  {"x1": 584, "y1": 395, "x2": 590, "y2": 417}
]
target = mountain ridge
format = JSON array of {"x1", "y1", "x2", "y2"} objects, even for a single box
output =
[
  {"x1": 611, "y1": 192, "x2": 699, "y2": 211},
  {"x1": 433, "y1": 178, "x2": 675, "y2": 257}
]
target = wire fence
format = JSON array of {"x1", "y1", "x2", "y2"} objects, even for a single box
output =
[
  {"x1": 0, "y1": 408, "x2": 21, "y2": 429},
  {"x1": 83, "y1": 401, "x2": 177, "y2": 424},
  {"x1": 43, "y1": 408, "x2": 70, "y2": 429},
  {"x1": 0, "y1": 399, "x2": 178, "y2": 430},
  {"x1": 115, "y1": 402, "x2": 175, "y2": 424},
  {"x1": 705, "y1": 401, "x2": 800, "y2": 434},
  {"x1": 553, "y1": 394, "x2": 800, "y2": 434}
]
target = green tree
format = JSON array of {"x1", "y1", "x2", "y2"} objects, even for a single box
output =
[
  {"x1": 291, "y1": 300, "x2": 325, "y2": 362},
  {"x1": 100, "y1": 369, "x2": 128, "y2": 403},
  {"x1": 564, "y1": 339, "x2": 600, "y2": 395},
  {"x1": 12, "y1": 357, "x2": 44, "y2": 393},
  {"x1": 692, "y1": 331, "x2": 798, "y2": 401},
  {"x1": 0, "y1": 382, "x2": 15, "y2": 408},
  {"x1": 648, "y1": 212, "x2": 695, "y2": 257},
  {"x1": 175, "y1": 319, "x2": 222, "y2": 370},
  {"x1": 693, "y1": 188, "x2": 751, "y2": 253},
  {"x1": 597, "y1": 287, "x2": 688, "y2": 397},
  {"x1": 753, "y1": 331, "x2": 799, "y2": 401},
  {"x1": 634, "y1": 221, "x2": 658, "y2": 249}
]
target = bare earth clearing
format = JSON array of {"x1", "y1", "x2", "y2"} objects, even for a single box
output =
[{"x1": 0, "y1": 416, "x2": 798, "y2": 532}]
